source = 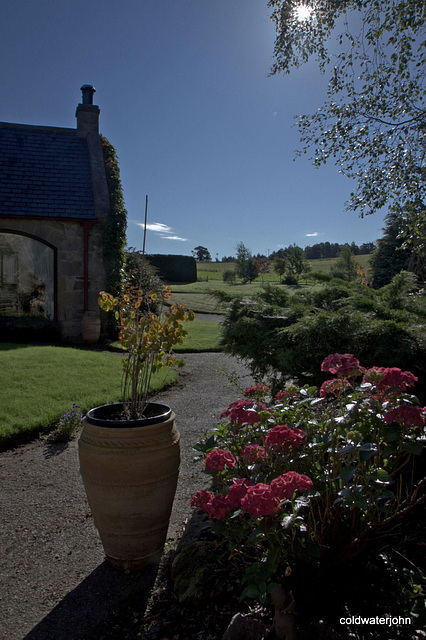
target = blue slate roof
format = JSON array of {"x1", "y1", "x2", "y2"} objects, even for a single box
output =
[{"x1": 0, "y1": 123, "x2": 96, "y2": 220}]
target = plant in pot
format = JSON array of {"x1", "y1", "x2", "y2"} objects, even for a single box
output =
[{"x1": 78, "y1": 264, "x2": 195, "y2": 571}]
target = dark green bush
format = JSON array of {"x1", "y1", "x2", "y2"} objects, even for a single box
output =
[
  {"x1": 222, "y1": 270, "x2": 237, "y2": 284},
  {"x1": 146, "y1": 254, "x2": 197, "y2": 283},
  {"x1": 258, "y1": 284, "x2": 289, "y2": 307},
  {"x1": 220, "y1": 277, "x2": 426, "y2": 400},
  {"x1": 283, "y1": 274, "x2": 299, "y2": 286},
  {"x1": 311, "y1": 272, "x2": 333, "y2": 282},
  {"x1": 312, "y1": 284, "x2": 350, "y2": 309}
]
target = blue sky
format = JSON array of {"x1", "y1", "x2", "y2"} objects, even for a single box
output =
[{"x1": 1, "y1": 0, "x2": 387, "y2": 259}]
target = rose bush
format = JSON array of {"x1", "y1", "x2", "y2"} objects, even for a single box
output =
[{"x1": 191, "y1": 353, "x2": 426, "y2": 612}]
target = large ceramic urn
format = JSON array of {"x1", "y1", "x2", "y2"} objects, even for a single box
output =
[{"x1": 78, "y1": 402, "x2": 180, "y2": 571}]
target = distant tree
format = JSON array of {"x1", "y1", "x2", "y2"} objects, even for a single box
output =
[
  {"x1": 286, "y1": 244, "x2": 311, "y2": 284},
  {"x1": 273, "y1": 258, "x2": 287, "y2": 283},
  {"x1": 359, "y1": 242, "x2": 376, "y2": 255},
  {"x1": 304, "y1": 244, "x2": 321, "y2": 260},
  {"x1": 192, "y1": 246, "x2": 211, "y2": 262},
  {"x1": 222, "y1": 255, "x2": 236, "y2": 263},
  {"x1": 269, "y1": 248, "x2": 287, "y2": 261},
  {"x1": 235, "y1": 242, "x2": 259, "y2": 283},
  {"x1": 330, "y1": 244, "x2": 357, "y2": 281},
  {"x1": 370, "y1": 213, "x2": 411, "y2": 287},
  {"x1": 254, "y1": 257, "x2": 270, "y2": 282}
]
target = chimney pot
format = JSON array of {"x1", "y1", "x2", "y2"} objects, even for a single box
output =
[
  {"x1": 76, "y1": 85, "x2": 100, "y2": 134},
  {"x1": 80, "y1": 84, "x2": 96, "y2": 105}
]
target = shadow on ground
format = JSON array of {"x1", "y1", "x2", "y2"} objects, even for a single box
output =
[{"x1": 23, "y1": 561, "x2": 158, "y2": 640}]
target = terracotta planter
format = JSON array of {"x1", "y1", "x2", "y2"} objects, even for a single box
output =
[{"x1": 78, "y1": 402, "x2": 180, "y2": 571}]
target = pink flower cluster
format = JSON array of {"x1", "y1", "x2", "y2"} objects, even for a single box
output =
[
  {"x1": 384, "y1": 405, "x2": 426, "y2": 428},
  {"x1": 243, "y1": 384, "x2": 271, "y2": 400},
  {"x1": 191, "y1": 471, "x2": 313, "y2": 520},
  {"x1": 241, "y1": 483, "x2": 279, "y2": 517},
  {"x1": 241, "y1": 472, "x2": 313, "y2": 517},
  {"x1": 270, "y1": 471, "x2": 313, "y2": 501},
  {"x1": 241, "y1": 444, "x2": 267, "y2": 463},
  {"x1": 321, "y1": 353, "x2": 365, "y2": 379},
  {"x1": 190, "y1": 490, "x2": 232, "y2": 520},
  {"x1": 264, "y1": 425, "x2": 305, "y2": 451},
  {"x1": 204, "y1": 448, "x2": 236, "y2": 472},
  {"x1": 228, "y1": 477, "x2": 255, "y2": 507},
  {"x1": 320, "y1": 378, "x2": 352, "y2": 397},
  {"x1": 220, "y1": 400, "x2": 266, "y2": 426},
  {"x1": 274, "y1": 390, "x2": 291, "y2": 402},
  {"x1": 363, "y1": 367, "x2": 418, "y2": 394}
]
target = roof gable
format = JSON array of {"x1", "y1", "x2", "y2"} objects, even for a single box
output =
[{"x1": 0, "y1": 123, "x2": 96, "y2": 220}]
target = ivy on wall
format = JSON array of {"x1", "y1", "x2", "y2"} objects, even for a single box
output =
[{"x1": 100, "y1": 135, "x2": 127, "y2": 296}]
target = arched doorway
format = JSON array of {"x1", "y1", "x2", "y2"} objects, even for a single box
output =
[{"x1": 0, "y1": 231, "x2": 56, "y2": 319}]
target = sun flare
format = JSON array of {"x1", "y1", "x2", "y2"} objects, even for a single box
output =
[{"x1": 295, "y1": 4, "x2": 313, "y2": 22}]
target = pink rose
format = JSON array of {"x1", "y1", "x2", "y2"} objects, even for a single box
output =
[
  {"x1": 265, "y1": 425, "x2": 305, "y2": 451},
  {"x1": 204, "y1": 449, "x2": 236, "y2": 472},
  {"x1": 240, "y1": 483, "x2": 279, "y2": 518}
]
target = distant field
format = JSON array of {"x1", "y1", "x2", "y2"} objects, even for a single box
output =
[
  {"x1": 308, "y1": 254, "x2": 371, "y2": 274},
  {"x1": 171, "y1": 255, "x2": 373, "y2": 313},
  {"x1": 196, "y1": 255, "x2": 372, "y2": 282}
]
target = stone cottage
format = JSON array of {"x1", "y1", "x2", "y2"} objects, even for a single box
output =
[{"x1": 0, "y1": 85, "x2": 118, "y2": 341}]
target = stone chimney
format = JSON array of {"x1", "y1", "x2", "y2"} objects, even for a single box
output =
[{"x1": 75, "y1": 85, "x2": 100, "y2": 133}]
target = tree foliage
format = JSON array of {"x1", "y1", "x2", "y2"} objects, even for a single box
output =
[
  {"x1": 285, "y1": 244, "x2": 312, "y2": 283},
  {"x1": 330, "y1": 243, "x2": 357, "y2": 280},
  {"x1": 235, "y1": 242, "x2": 259, "y2": 283},
  {"x1": 370, "y1": 213, "x2": 411, "y2": 287},
  {"x1": 192, "y1": 246, "x2": 212, "y2": 262},
  {"x1": 268, "y1": 0, "x2": 426, "y2": 218}
]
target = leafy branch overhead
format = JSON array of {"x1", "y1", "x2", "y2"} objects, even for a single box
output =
[{"x1": 268, "y1": 0, "x2": 426, "y2": 217}]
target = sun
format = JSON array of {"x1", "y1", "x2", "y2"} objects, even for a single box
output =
[{"x1": 295, "y1": 4, "x2": 313, "y2": 21}]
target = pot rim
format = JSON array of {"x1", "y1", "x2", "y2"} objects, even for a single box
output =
[{"x1": 85, "y1": 402, "x2": 172, "y2": 428}]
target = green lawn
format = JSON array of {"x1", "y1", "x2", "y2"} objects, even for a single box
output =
[
  {"x1": 174, "y1": 316, "x2": 222, "y2": 352},
  {"x1": 0, "y1": 344, "x2": 178, "y2": 450}
]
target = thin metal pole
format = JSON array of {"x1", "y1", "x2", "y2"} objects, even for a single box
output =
[{"x1": 142, "y1": 195, "x2": 148, "y2": 255}]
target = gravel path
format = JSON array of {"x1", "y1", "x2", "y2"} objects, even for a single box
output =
[{"x1": 0, "y1": 352, "x2": 254, "y2": 640}]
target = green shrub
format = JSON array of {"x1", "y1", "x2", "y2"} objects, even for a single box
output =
[
  {"x1": 257, "y1": 284, "x2": 289, "y2": 307},
  {"x1": 283, "y1": 274, "x2": 298, "y2": 286},
  {"x1": 220, "y1": 275, "x2": 426, "y2": 400},
  {"x1": 312, "y1": 284, "x2": 350, "y2": 309},
  {"x1": 222, "y1": 270, "x2": 237, "y2": 284},
  {"x1": 311, "y1": 272, "x2": 332, "y2": 282}
]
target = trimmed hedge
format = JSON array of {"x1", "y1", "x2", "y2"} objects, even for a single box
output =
[{"x1": 146, "y1": 254, "x2": 197, "y2": 283}]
